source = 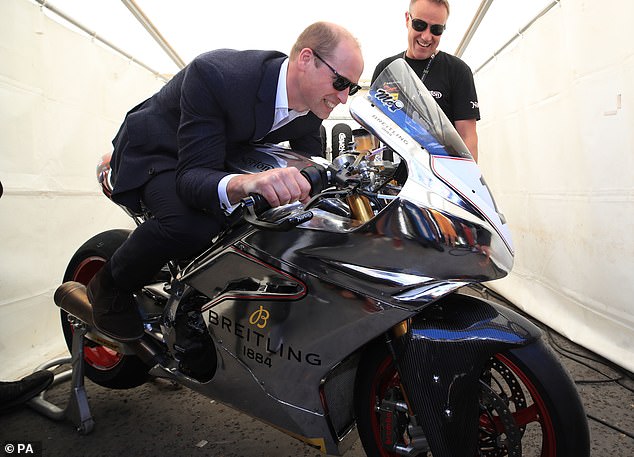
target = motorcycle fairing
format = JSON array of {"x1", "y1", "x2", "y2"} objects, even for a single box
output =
[
  {"x1": 238, "y1": 196, "x2": 509, "y2": 310},
  {"x1": 184, "y1": 247, "x2": 307, "y2": 307},
  {"x1": 430, "y1": 156, "x2": 513, "y2": 253},
  {"x1": 394, "y1": 292, "x2": 541, "y2": 457},
  {"x1": 349, "y1": 58, "x2": 514, "y2": 258},
  {"x1": 221, "y1": 142, "x2": 513, "y2": 304}
]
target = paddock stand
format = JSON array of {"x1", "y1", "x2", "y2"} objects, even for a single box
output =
[{"x1": 27, "y1": 317, "x2": 94, "y2": 434}]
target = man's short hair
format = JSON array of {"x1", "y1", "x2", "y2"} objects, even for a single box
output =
[
  {"x1": 410, "y1": 0, "x2": 450, "y2": 17},
  {"x1": 290, "y1": 22, "x2": 359, "y2": 60}
]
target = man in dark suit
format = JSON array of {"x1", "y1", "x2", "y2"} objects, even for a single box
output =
[{"x1": 88, "y1": 21, "x2": 364, "y2": 341}]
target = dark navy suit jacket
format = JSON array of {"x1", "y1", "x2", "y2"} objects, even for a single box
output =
[{"x1": 110, "y1": 49, "x2": 323, "y2": 215}]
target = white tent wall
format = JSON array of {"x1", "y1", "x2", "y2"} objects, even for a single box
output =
[
  {"x1": 476, "y1": 0, "x2": 634, "y2": 372},
  {"x1": 0, "y1": 0, "x2": 163, "y2": 378}
]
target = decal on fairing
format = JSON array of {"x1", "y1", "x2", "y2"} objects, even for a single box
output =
[
  {"x1": 371, "y1": 88, "x2": 449, "y2": 156},
  {"x1": 207, "y1": 309, "x2": 322, "y2": 368},
  {"x1": 249, "y1": 305, "x2": 270, "y2": 329}
]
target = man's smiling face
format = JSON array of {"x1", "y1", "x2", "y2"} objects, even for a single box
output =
[{"x1": 405, "y1": 0, "x2": 448, "y2": 60}]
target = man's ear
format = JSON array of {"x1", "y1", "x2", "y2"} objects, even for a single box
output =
[{"x1": 297, "y1": 48, "x2": 313, "y2": 70}]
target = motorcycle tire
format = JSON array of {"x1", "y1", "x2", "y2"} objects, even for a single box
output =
[
  {"x1": 60, "y1": 229, "x2": 151, "y2": 389},
  {"x1": 354, "y1": 337, "x2": 590, "y2": 457}
]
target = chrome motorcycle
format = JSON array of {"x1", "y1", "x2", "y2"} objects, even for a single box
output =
[{"x1": 52, "y1": 59, "x2": 589, "y2": 456}]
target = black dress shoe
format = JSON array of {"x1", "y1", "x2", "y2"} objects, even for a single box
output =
[
  {"x1": 0, "y1": 370, "x2": 54, "y2": 413},
  {"x1": 87, "y1": 262, "x2": 144, "y2": 341}
]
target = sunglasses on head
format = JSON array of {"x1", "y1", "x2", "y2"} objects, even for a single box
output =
[
  {"x1": 312, "y1": 50, "x2": 361, "y2": 96},
  {"x1": 409, "y1": 14, "x2": 446, "y2": 36}
]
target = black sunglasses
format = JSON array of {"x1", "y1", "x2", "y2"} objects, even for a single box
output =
[
  {"x1": 312, "y1": 50, "x2": 361, "y2": 96},
  {"x1": 409, "y1": 14, "x2": 446, "y2": 36}
]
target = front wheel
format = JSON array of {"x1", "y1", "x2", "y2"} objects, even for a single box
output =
[
  {"x1": 60, "y1": 229, "x2": 151, "y2": 389},
  {"x1": 354, "y1": 338, "x2": 589, "y2": 456}
]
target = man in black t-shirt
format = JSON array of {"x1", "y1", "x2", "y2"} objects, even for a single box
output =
[{"x1": 372, "y1": 0, "x2": 480, "y2": 161}]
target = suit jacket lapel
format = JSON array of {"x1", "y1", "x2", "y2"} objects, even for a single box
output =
[{"x1": 253, "y1": 56, "x2": 286, "y2": 141}]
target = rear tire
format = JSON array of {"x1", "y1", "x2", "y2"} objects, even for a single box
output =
[
  {"x1": 354, "y1": 338, "x2": 589, "y2": 456},
  {"x1": 60, "y1": 229, "x2": 150, "y2": 389}
]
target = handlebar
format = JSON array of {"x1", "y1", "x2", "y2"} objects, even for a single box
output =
[
  {"x1": 239, "y1": 163, "x2": 329, "y2": 232},
  {"x1": 242, "y1": 194, "x2": 314, "y2": 231},
  {"x1": 300, "y1": 165, "x2": 329, "y2": 196}
]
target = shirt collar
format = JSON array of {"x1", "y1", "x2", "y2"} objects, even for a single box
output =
[
  {"x1": 275, "y1": 58, "x2": 290, "y2": 112},
  {"x1": 273, "y1": 58, "x2": 308, "y2": 128}
]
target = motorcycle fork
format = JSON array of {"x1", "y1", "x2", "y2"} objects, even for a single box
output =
[
  {"x1": 383, "y1": 294, "x2": 542, "y2": 457},
  {"x1": 387, "y1": 319, "x2": 412, "y2": 409},
  {"x1": 378, "y1": 320, "x2": 431, "y2": 455}
]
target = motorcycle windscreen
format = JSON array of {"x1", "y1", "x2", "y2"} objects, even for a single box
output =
[{"x1": 366, "y1": 59, "x2": 513, "y2": 254}]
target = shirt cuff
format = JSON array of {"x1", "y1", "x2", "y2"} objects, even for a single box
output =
[{"x1": 218, "y1": 173, "x2": 241, "y2": 214}]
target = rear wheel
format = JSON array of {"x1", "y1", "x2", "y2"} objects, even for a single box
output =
[
  {"x1": 355, "y1": 339, "x2": 589, "y2": 456},
  {"x1": 60, "y1": 229, "x2": 150, "y2": 389}
]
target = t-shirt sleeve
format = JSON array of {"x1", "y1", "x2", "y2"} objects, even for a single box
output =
[{"x1": 451, "y1": 62, "x2": 481, "y2": 121}]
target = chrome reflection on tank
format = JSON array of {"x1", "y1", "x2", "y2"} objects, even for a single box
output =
[
  {"x1": 394, "y1": 281, "x2": 468, "y2": 303},
  {"x1": 326, "y1": 262, "x2": 435, "y2": 287}
]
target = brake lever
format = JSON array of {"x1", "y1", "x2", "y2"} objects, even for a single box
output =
[{"x1": 242, "y1": 195, "x2": 314, "y2": 231}]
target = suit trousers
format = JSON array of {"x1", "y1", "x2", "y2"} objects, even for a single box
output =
[{"x1": 109, "y1": 170, "x2": 222, "y2": 291}]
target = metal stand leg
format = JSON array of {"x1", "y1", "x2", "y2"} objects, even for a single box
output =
[{"x1": 27, "y1": 322, "x2": 95, "y2": 434}]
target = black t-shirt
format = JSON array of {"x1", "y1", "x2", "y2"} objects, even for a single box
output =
[{"x1": 372, "y1": 51, "x2": 480, "y2": 124}]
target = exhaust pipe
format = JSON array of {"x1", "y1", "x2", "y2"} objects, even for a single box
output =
[
  {"x1": 54, "y1": 282, "x2": 95, "y2": 326},
  {"x1": 53, "y1": 281, "x2": 167, "y2": 367}
]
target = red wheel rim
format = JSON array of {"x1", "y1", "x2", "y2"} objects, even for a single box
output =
[
  {"x1": 494, "y1": 353, "x2": 557, "y2": 457},
  {"x1": 71, "y1": 257, "x2": 124, "y2": 371}
]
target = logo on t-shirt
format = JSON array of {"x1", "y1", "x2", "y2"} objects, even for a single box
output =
[{"x1": 429, "y1": 90, "x2": 442, "y2": 99}]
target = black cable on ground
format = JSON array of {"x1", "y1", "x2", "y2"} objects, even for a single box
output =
[
  {"x1": 472, "y1": 285, "x2": 634, "y2": 382},
  {"x1": 586, "y1": 413, "x2": 634, "y2": 440}
]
